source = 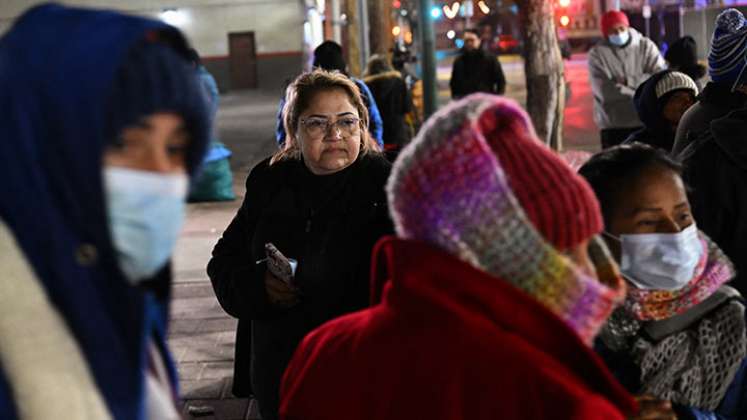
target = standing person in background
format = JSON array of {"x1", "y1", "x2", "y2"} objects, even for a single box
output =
[
  {"x1": 275, "y1": 41, "x2": 384, "y2": 148},
  {"x1": 280, "y1": 94, "x2": 654, "y2": 420},
  {"x1": 673, "y1": 9, "x2": 747, "y2": 155},
  {"x1": 624, "y1": 70, "x2": 698, "y2": 152},
  {"x1": 588, "y1": 10, "x2": 666, "y2": 149},
  {"x1": 665, "y1": 36, "x2": 708, "y2": 91},
  {"x1": 0, "y1": 4, "x2": 208, "y2": 419},
  {"x1": 208, "y1": 70, "x2": 393, "y2": 420},
  {"x1": 363, "y1": 54, "x2": 414, "y2": 161},
  {"x1": 186, "y1": 48, "x2": 236, "y2": 203},
  {"x1": 450, "y1": 28, "x2": 506, "y2": 99}
]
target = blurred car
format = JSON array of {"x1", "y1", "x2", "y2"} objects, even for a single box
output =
[{"x1": 493, "y1": 34, "x2": 522, "y2": 55}]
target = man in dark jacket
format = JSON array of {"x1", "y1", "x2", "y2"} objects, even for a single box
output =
[
  {"x1": 679, "y1": 108, "x2": 747, "y2": 296},
  {"x1": 673, "y1": 9, "x2": 747, "y2": 155},
  {"x1": 624, "y1": 70, "x2": 698, "y2": 151},
  {"x1": 449, "y1": 29, "x2": 506, "y2": 99}
]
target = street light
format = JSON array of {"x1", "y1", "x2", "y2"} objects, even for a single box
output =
[{"x1": 558, "y1": 0, "x2": 571, "y2": 8}]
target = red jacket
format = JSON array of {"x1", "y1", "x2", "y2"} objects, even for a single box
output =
[{"x1": 280, "y1": 237, "x2": 637, "y2": 419}]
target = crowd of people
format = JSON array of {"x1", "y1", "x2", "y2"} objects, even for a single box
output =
[{"x1": 2, "y1": 2, "x2": 747, "y2": 420}]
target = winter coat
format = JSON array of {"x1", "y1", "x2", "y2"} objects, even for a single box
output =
[
  {"x1": 207, "y1": 154, "x2": 393, "y2": 420},
  {"x1": 274, "y1": 77, "x2": 384, "y2": 148},
  {"x1": 623, "y1": 70, "x2": 678, "y2": 151},
  {"x1": 280, "y1": 237, "x2": 638, "y2": 420},
  {"x1": 588, "y1": 28, "x2": 666, "y2": 130},
  {"x1": 362, "y1": 71, "x2": 413, "y2": 150},
  {"x1": 672, "y1": 82, "x2": 747, "y2": 155},
  {"x1": 678, "y1": 108, "x2": 747, "y2": 296},
  {"x1": 197, "y1": 65, "x2": 219, "y2": 123},
  {"x1": 449, "y1": 49, "x2": 506, "y2": 99}
]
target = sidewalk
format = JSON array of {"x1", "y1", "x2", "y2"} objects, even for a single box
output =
[
  {"x1": 169, "y1": 89, "x2": 279, "y2": 420},
  {"x1": 168, "y1": 57, "x2": 601, "y2": 419}
]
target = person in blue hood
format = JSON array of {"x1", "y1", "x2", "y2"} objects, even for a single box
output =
[
  {"x1": 0, "y1": 4, "x2": 208, "y2": 419},
  {"x1": 624, "y1": 70, "x2": 698, "y2": 152}
]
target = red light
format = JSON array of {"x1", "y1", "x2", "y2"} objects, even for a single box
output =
[
  {"x1": 393, "y1": 0, "x2": 401, "y2": 8},
  {"x1": 559, "y1": 15, "x2": 570, "y2": 27}
]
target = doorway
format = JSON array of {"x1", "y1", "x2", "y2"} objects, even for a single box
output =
[{"x1": 228, "y1": 31, "x2": 258, "y2": 89}]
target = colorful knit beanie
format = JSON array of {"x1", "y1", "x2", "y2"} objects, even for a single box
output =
[
  {"x1": 387, "y1": 94, "x2": 626, "y2": 344},
  {"x1": 601, "y1": 11, "x2": 629, "y2": 37},
  {"x1": 708, "y1": 8, "x2": 747, "y2": 86}
]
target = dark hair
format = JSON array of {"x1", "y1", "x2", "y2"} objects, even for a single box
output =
[
  {"x1": 578, "y1": 143, "x2": 683, "y2": 224},
  {"x1": 313, "y1": 41, "x2": 346, "y2": 73},
  {"x1": 364, "y1": 54, "x2": 394, "y2": 76},
  {"x1": 463, "y1": 28, "x2": 480, "y2": 37},
  {"x1": 186, "y1": 48, "x2": 201, "y2": 66}
]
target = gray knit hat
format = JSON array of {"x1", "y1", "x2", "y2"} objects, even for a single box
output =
[{"x1": 654, "y1": 71, "x2": 699, "y2": 99}]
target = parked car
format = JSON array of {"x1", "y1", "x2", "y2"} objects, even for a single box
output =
[{"x1": 493, "y1": 34, "x2": 522, "y2": 55}]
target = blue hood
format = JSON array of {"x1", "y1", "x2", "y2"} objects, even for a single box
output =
[{"x1": 0, "y1": 4, "x2": 207, "y2": 419}]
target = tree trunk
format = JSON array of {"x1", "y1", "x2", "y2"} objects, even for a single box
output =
[
  {"x1": 517, "y1": 0, "x2": 566, "y2": 151},
  {"x1": 344, "y1": 0, "x2": 362, "y2": 77},
  {"x1": 368, "y1": 0, "x2": 392, "y2": 55}
]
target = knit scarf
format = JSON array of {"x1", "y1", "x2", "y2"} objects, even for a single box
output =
[
  {"x1": 624, "y1": 233, "x2": 734, "y2": 321},
  {"x1": 387, "y1": 96, "x2": 627, "y2": 345}
]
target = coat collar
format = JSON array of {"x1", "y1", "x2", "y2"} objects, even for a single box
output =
[{"x1": 370, "y1": 236, "x2": 637, "y2": 415}]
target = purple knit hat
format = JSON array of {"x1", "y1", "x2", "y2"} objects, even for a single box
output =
[{"x1": 387, "y1": 94, "x2": 626, "y2": 344}]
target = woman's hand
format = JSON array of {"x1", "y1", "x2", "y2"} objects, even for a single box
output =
[
  {"x1": 264, "y1": 270, "x2": 300, "y2": 308},
  {"x1": 629, "y1": 395, "x2": 677, "y2": 420}
]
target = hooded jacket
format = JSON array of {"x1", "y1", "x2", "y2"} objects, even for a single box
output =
[
  {"x1": 362, "y1": 70, "x2": 413, "y2": 149},
  {"x1": 0, "y1": 5, "x2": 208, "y2": 419},
  {"x1": 679, "y1": 108, "x2": 747, "y2": 297},
  {"x1": 672, "y1": 82, "x2": 747, "y2": 155},
  {"x1": 624, "y1": 70, "x2": 687, "y2": 151},
  {"x1": 588, "y1": 28, "x2": 667, "y2": 130},
  {"x1": 280, "y1": 238, "x2": 638, "y2": 420}
]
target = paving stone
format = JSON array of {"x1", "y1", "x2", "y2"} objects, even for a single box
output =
[
  {"x1": 198, "y1": 317, "x2": 238, "y2": 333},
  {"x1": 177, "y1": 362, "x2": 204, "y2": 381},
  {"x1": 200, "y1": 361, "x2": 234, "y2": 380},
  {"x1": 181, "y1": 378, "x2": 226, "y2": 400}
]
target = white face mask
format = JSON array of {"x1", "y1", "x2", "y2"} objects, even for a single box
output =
[
  {"x1": 605, "y1": 224, "x2": 703, "y2": 291},
  {"x1": 608, "y1": 30, "x2": 630, "y2": 47},
  {"x1": 103, "y1": 167, "x2": 189, "y2": 284}
]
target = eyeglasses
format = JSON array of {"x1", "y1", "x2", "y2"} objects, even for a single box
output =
[{"x1": 299, "y1": 116, "x2": 361, "y2": 138}]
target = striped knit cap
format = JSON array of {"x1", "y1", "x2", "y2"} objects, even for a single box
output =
[
  {"x1": 387, "y1": 94, "x2": 626, "y2": 344},
  {"x1": 655, "y1": 71, "x2": 699, "y2": 99},
  {"x1": 708, "y1": 8, "x2": 747, "y2": 85}
]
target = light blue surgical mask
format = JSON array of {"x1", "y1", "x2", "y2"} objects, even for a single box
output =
[
  {"x1": 608, "y1": 30, "x2": 630, "y2": 47},
  {"x1": 103, "y1": 167, "x2": 189, "y2": 284},
  {"x1": 603, "y1": 224, "x2": 703, "y2": 291}
]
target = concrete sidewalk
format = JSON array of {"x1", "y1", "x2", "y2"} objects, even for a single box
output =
[
  {"x1": 169, "y1": 89, "x2": 278, "y2": 420},
  {"x1": 168, "y1": 57, "x2": 601, "y2": 419}
]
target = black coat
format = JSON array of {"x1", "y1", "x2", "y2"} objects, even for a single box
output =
[
  {"x1": 673, "y1": 82, "x2": 747, "y2": 155},
  {"x1": 449, "y1": 49, "x2": 506, "y2": 99},
  {"x1": 207, "y1": 154, "x2": 392, "y2": 419},
  {"x1": 678, "y1": 108, "x2": 747, "y2": 296},
  {"x1": 363, "y1": 71, "x2": 412, "y2": 149}
]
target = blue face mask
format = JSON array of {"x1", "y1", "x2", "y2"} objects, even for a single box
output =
[
  {"x1": 103, "y1": 167, "x2": 188, "y2": 284},
  {"x1": 608, "y1": 30, "x2": 630, "y2": 47}
]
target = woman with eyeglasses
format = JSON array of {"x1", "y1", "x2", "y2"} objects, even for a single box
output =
[
  {"x1": 579, "y1": 143, "x2": 747, "y2": 419},
  {"x1": 208, "y1": 69, "x2": 393, "y2": 420}
]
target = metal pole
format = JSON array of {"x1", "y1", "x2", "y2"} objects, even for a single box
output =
[
  {"x1": 358, "y1": 0, "x2": 370, "y2": 74},
  {"x1": 331, "y1": 0, "x2": 342, "y2": 44},
  {"x1": 419, "y1": 0, "x2": 438, "y2": 118}
]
